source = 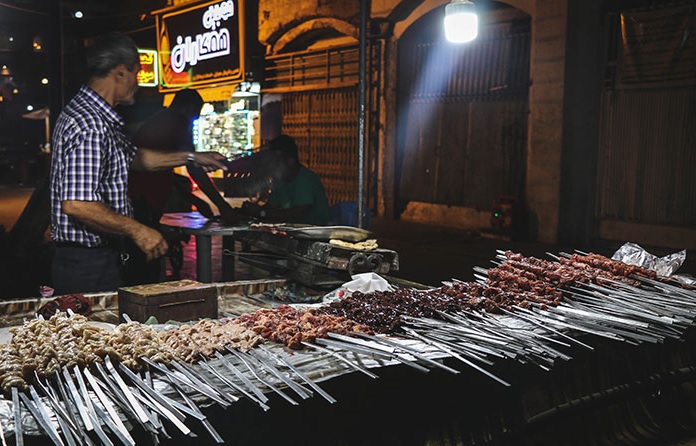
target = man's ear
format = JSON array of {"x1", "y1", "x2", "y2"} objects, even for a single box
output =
[{"x1": 114, "y1": 64, "x2": 128, "y2": 79}]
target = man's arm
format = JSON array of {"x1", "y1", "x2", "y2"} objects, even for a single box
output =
[
  {"x1": 187, "y1": 164, "x2": 241, "y2": 223},
  {"x1": 130, "y1": 149, "x2": 228, "y2": 173},
  {"x1": 62, "y1": 200, "x2": 168, "y2": 261}
]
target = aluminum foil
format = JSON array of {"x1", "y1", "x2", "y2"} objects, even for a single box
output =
[{"x1": 611, "y1": 242, "x2": 695, "y2": 286}]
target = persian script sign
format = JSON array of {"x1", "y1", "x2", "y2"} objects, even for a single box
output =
[{"x1": 155, "y1": 0, "x2": 245, "y2": 91}]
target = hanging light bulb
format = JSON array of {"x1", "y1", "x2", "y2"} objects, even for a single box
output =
[{"x1": 444, "y1": 0, "x2": 478, "y2": 43}]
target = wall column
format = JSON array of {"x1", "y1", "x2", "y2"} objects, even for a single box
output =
[{"x1": 525, "y1": 0, "x2": 568, "y2": 243}]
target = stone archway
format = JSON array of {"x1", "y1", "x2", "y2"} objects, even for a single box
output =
[
  {"x1": 390, "y1": 2, "x2": 532, "y2": 232},
  {"x1": 389, "y1": 0, "x2": 534, "y2": 40},
  {"x1": 270, "y1": 18, "x2": 358, "y2": 54}
]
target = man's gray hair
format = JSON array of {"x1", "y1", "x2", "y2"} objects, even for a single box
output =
[{"x1": 86, "y1": 32, "x2": 139, "y2": 79}]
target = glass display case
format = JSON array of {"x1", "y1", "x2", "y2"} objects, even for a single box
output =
[{"x1": 193, "y1": 92, "x2": 260, "y2": 160}]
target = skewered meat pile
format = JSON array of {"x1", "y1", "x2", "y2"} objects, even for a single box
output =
[
  {"x1": 0, "y1": 313, "x2": 113, "y2": 391},
  {"x1": 0, "y1": 314, "x2": 172, "y2": 392},
  {"x1": 105, "y1": 321, "x2": 177, "y2": 370},
  {"x1": 564, "y1": 253, "x2": 657, "y2": 279},
  {"x1": 158, "y1": 318, "x2": 262, "y2": 362},
  {"x1": 320, "y1": 280, "x2": 558, "y2": 333},
  {"x1": 0, "y1": 315, "x2": 260, "y2": 392},
  {"x1": 322, "y1": 250, "x2": 684, "y2": 333},
  {"x1": 0, "y1": 250, "x2": 681, "y2": 394},
  {"x1": 491, "y1": 252, "x2": 643, "y2": 289},
  {"x1": 235, "y1": 305, "x2": 373, "y2": 349}
]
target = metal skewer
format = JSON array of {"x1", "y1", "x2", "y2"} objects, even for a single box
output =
[
  {"x1": 314, "y1": 338, "x2": 393, "y2": 359},
  {"x1": 315, "y1": 337, "x2": 430, "y2": 373},
  {"x1": 324, "y1": 332, "x2": 433, "y2": 372},
  {"x1": 129, "y1": 389, "x2": 191, "y2": 436},
  {"x1": 225, "y1": 348, "x2": 299, "y2": 406},
  {"x1": 352, "y1": 333, "x2": 460, "y2": 374},
  {"x1": 103, "y1": 357, "x2": 151, "y2": 425},
  {"x1": 18, "y1": 390, "x2": 64, "y2": 446},
  {"x1": 168, "y1": 361, "x2": 234, "y2": 407},
  {"x1": 31, "y1": 376, "x2": 82, "y2": 446},
  {"x1": 165, "y1": 378, "x2": 225, "y2": 444},
  {"x1": 256, "y1": 345, "x2": 337, "y2": 404},
  {"x1": 82, "y1": 368, "x2": 135, "y2": 446},
  {"x1": 176, "y1": 361, "x2": 240, "y2": 407},
  {"x1": 197, "y1": 356, "x2": 270, "y2": 411},
  {"x1": 52, "y1": 373, "x2": 97, "y2": 446},
  {"x1": 217, "y1": 350, "x2": 270, "y2": 404},
  {"x1": 300, "y1": 342, "x2": 379, "y2": 379},
  {"x1": 11, "y1": 387, "x2": 24, "y2": 446},
  {"x1": 140, "y1": 358, "x2": 229, "y2": 408},
  {"x1": 402, "y1": 327, "x2": 511, "y2": 387},
  {"x1": 29, "y1": 385, "x2": 75, "y2": 446},
  {"x1": 116, "y1": 364, "x2": 192, "y2": 422},
  {"x1": 93, "y1": 363, "x2": 160, "y2": 437},
  {"x1": 0, "y1": 402, "x2": 6, "y2": 446},
  {"x1": 245, "y1": 351, "x2": 313, "y2": 400},
  {"x1": 61, "y1": 368, "x2": 93, "y2": 432}
]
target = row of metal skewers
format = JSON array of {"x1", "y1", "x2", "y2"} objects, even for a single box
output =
[
  {"x1": 0, "y1": 313, "x2": 458, "y2": 446},
  {"x1": 1, "y1": 250, "x2": 696, "y2": 445},
  {"x1": 398, "y1": 250, "x2": 696, "y2": 386}
]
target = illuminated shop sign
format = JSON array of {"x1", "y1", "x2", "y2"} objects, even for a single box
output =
[
  {"x1": 137, "y1": 49, "x2": 159, "y2": 87},
  {"x1": 155, "y1": 0, "x2": 245, "y2": 92}
]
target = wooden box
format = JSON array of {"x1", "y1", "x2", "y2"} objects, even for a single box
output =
[{"x1": 118, "y1": 280, "x2": 218, "y2": 323}]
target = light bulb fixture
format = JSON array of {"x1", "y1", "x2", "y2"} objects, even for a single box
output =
[{"x1": 444, "y1": 0, "x2": 478, "y2": 43}]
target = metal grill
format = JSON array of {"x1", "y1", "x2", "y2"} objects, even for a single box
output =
[{"x1": 264, "y1": 45, "x2": 360, "y2": 92}]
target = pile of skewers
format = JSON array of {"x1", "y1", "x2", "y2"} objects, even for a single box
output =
[{"x1": 0, "y1": 250, "x2": 694, "y2": 445}]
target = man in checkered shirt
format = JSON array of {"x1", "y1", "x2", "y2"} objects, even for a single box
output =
[{"x1": 50, "y1": 33, "x2": 227, "y2": 294}]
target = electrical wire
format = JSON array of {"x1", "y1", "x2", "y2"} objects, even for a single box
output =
[{"x1": 0, "y1": 1, "x2": 48, "y2": 15}]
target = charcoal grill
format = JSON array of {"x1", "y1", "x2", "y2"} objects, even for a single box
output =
[{"x1": 233, "y1": 227, "x2": 399, "y2": 288}]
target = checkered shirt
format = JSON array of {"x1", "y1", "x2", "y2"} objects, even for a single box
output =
[{"x1": 50, "y1": 85, "x2": 137, "y2": 247}]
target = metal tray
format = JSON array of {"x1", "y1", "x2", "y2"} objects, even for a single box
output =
[{"x1": 283, "y1": 225, "x2": 372, "y2": 242}]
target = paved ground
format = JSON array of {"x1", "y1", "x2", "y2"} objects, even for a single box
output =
[{"x1": 0, "y1": 186, "x2": 35, "y2": 231}]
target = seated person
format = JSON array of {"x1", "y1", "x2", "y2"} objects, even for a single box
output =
[{"x1": 242, "y1": 134, "x2": 330, "y2": 226}]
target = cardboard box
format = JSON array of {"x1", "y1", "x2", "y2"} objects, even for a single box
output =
[{"x1": 118, "y1": 280, "x2": 218, "y2": 323}]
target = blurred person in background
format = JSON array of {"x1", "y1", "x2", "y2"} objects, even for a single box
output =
[
  {"x1": 126, "y1": 88, "x2": 240, "y2": 285},
  {"x1": 242, "y1": 134, "x2": 330, "y2": 226}
]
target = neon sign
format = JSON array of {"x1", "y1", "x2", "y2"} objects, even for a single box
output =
[
  {"x1": 155, "y1": 0, "x2": 245, "y2": 91},
  {"x1": 137, "y1": 49, "x2": 159, "y2": 87}
]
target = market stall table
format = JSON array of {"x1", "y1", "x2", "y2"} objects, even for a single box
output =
[
  {"x1": 160, "y1": 212, "x2": 248, "y2": 283},
  {"x1": 2, "y1": 247, "x2": 696, "y2": 445}
]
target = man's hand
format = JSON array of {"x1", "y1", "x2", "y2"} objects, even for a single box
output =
[
  {"x1": 189, "y1": 152, "x2": 228, "y2": 172},
  {"x1": 131, "y1": 225, "x2": 169, "y2": 261},
  {"x1": 62, "y1": 200, "x2": 169, "y2": 261}
]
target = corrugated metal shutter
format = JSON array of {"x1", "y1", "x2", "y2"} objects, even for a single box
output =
[
  {"x1": 596, "y1": 88, "x2": 696, "y2": 225},
  {"x1": 597, "y1": 6, "x2": 696, "y2": 227},
  {"x1": 397, "y1": 27, "x2": 530, "y2": 209},
  {"x1": 281, "y1": 87, "x2": 359, "y2": 205}
]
